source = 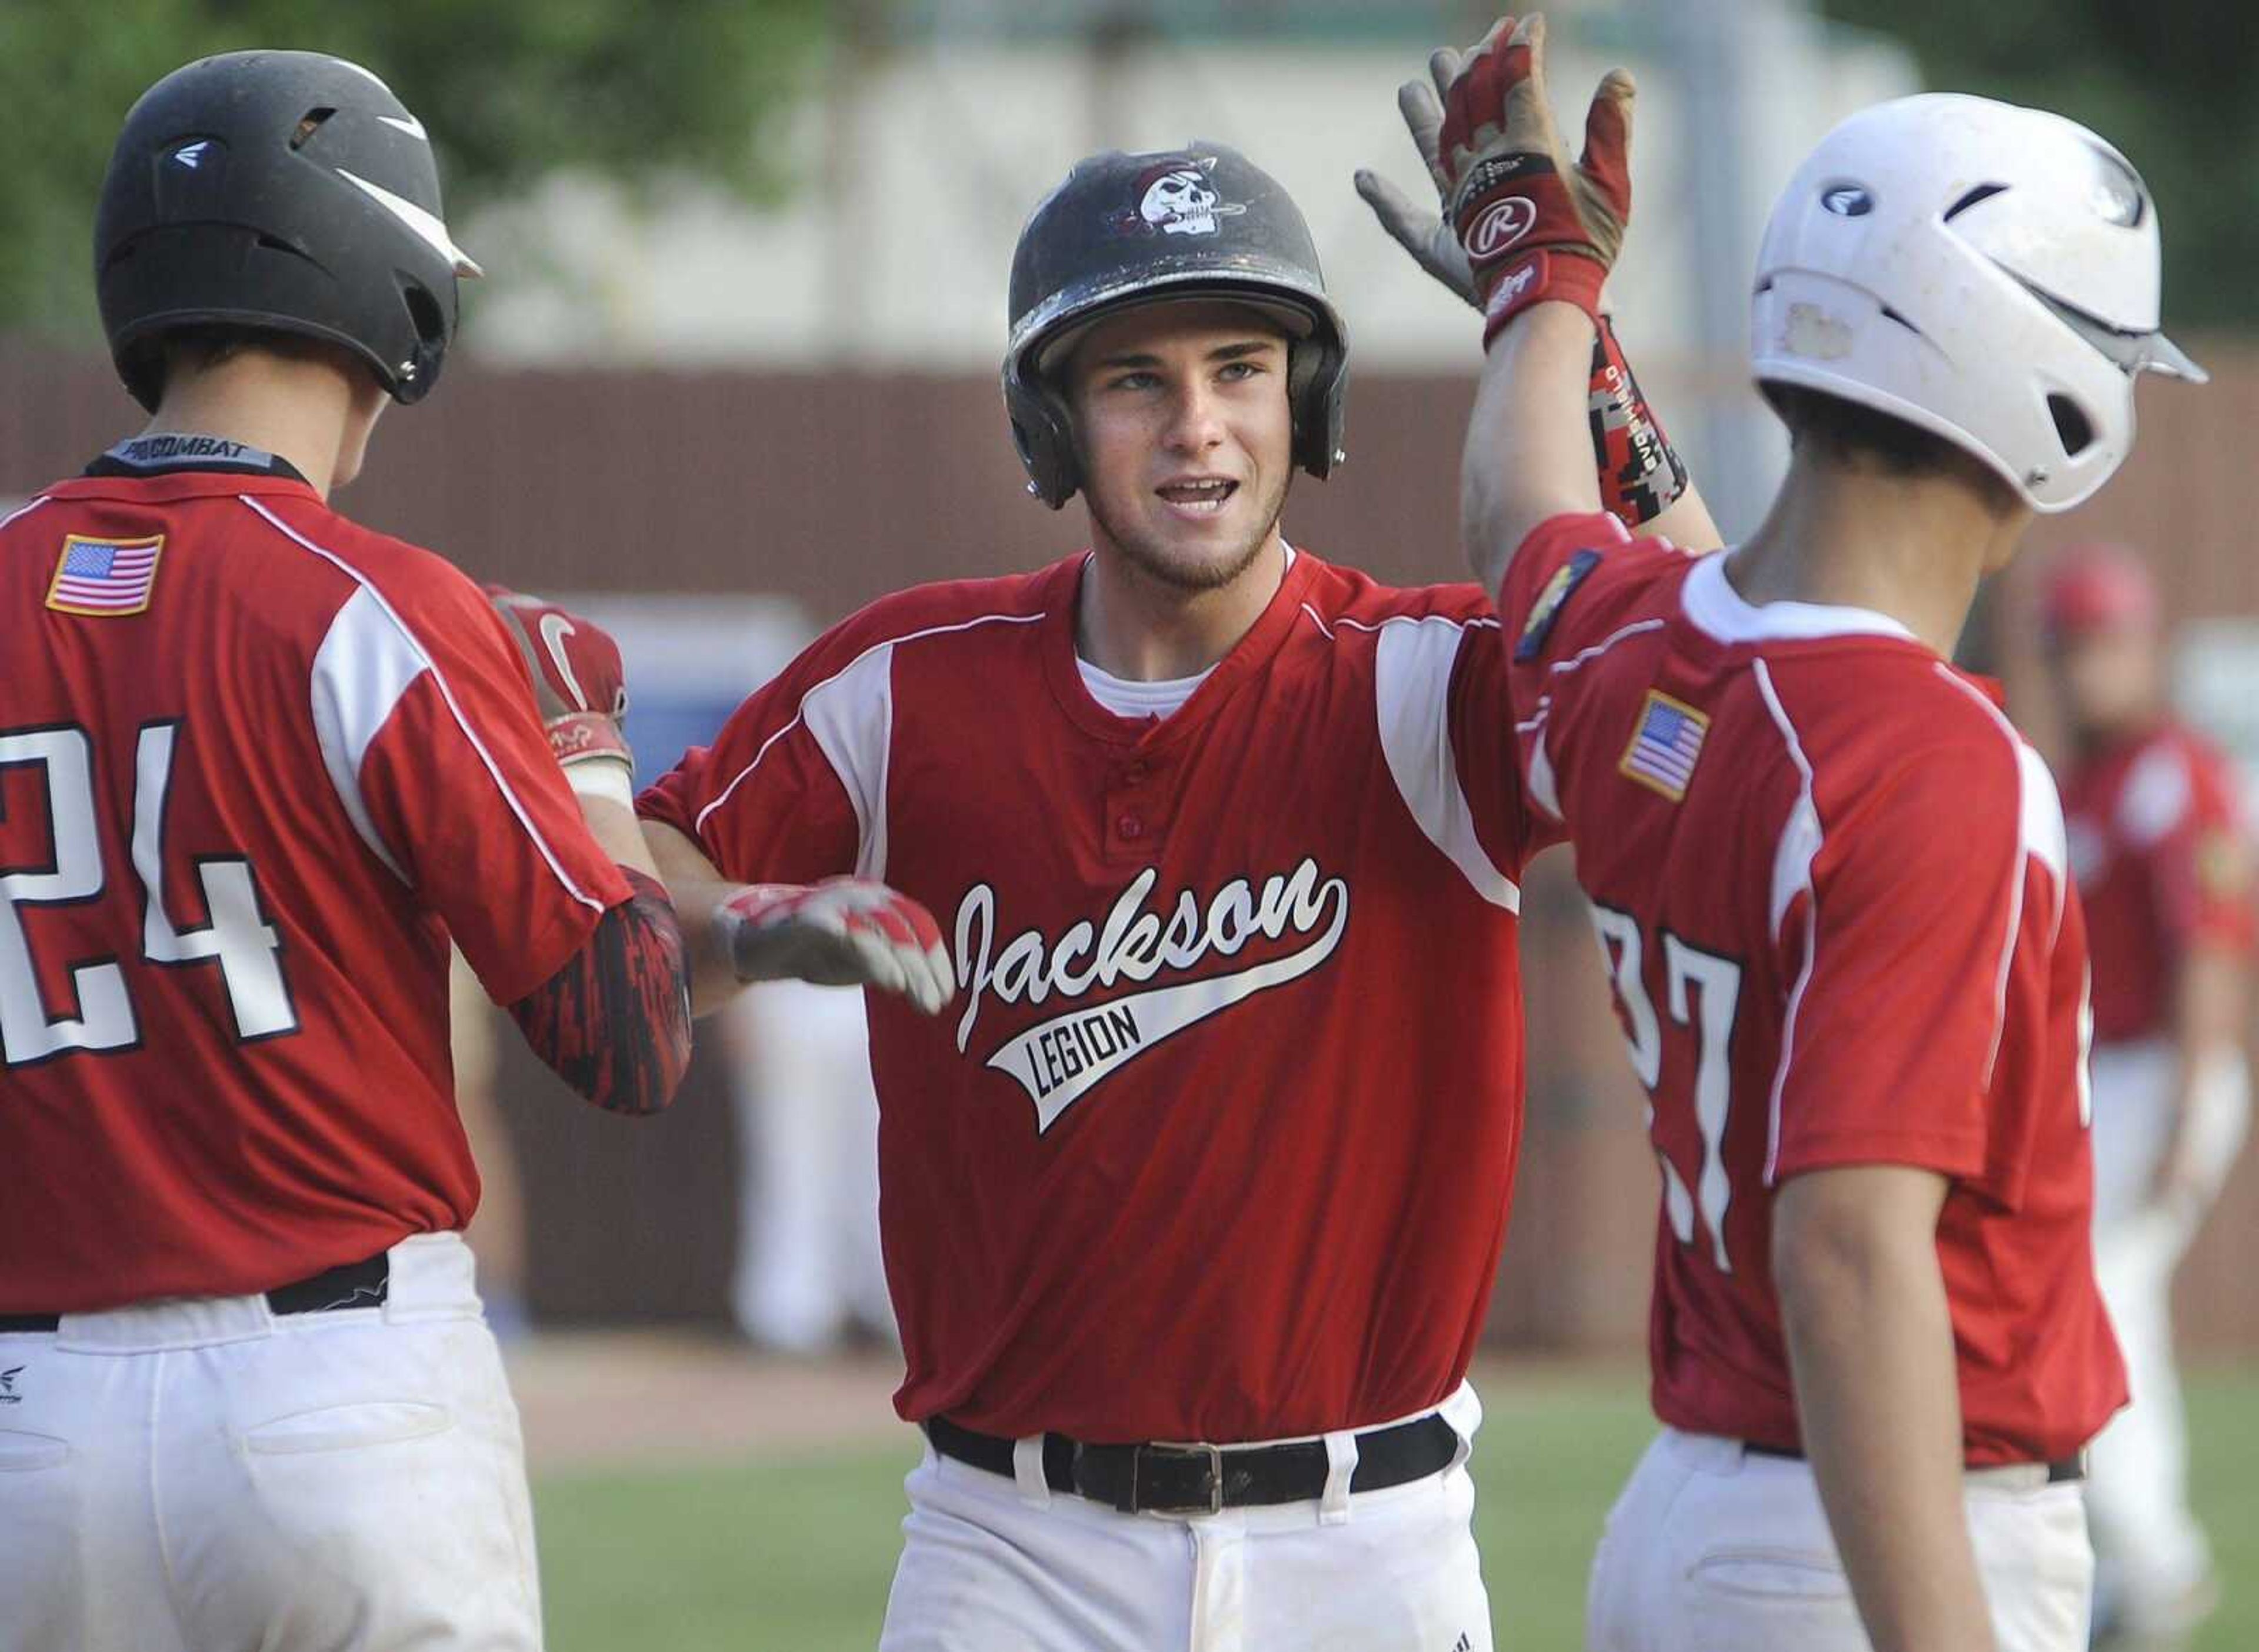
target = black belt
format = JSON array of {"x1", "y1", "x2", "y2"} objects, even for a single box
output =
[
  {"x1": 924, "y1": 1410, "x2": 1461, "y2": 1516},
  {"x1": 0, "y1": 1251, "x2": 391, "y2": 1333},
  {"x1": 1744, "y1": 1441, "x2": 2085, "y2": 1484}
]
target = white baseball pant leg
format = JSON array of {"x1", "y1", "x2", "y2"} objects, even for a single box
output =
[
  {"x1": 727, "y1": 980, "x2": 892, "y2": 1351},
  {"x1": 878, "y1": 1384, "x2": 1493, "y2": 1652},
  {"x1": 0, "y1": 1233, "x2": 540, "y2": 1652},
  {"x1": 2085, "y1": 1040, "x2": 2250, "y2": 1629},
  {"x1": 1585, "y1": 1429, "x2": 2092, "y2": 1652}
]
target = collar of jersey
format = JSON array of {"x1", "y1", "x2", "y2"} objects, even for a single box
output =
[
  {"x1": 43, "y1": 469, "x2": 318, "y2": 505},
  {"x1": 1041, "y1": 542, "x2": 1321, "y2": 745},
  {"x1": 1680, "y1": 549, "x2": 1921, "y2": 647}
]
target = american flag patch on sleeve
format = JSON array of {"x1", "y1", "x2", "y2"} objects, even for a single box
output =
[
  {"x1": 1620, "y1": 689, "x2": 1710, "y2": 800},
  {"x1": 46, "y1": 534, "x2": 164, "y2": 617}
]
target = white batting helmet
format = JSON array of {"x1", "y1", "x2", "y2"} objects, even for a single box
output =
[{"x1": 1751, "y1": 94, "x2": 2204, "y2": 513}]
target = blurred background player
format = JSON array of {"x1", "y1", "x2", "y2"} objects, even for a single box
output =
[
  {"x1": 1383, "y1": 12, "x2": 2204, "y2": 1651},
  {"x1": 2040, "y1": 545, "x2": 2254, "y2": 1651},
  {"x1": 726, "y1": 981, "x2": 895, "y2": 1353},
  {"x1": 0, "y1": 48, "x2": 697, "y2": 1651}
]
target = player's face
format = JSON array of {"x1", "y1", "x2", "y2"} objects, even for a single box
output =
[
  {"x1": 2052, "y1": 624, "x2": 2161, "y2": 739},
  {"x1": 1065, "y1": 301, "x2": 1294, "y2": 592}
]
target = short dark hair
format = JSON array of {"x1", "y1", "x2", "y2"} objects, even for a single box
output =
[
  {"x1": 1758, "y1": 381, "x2": 1963, "y2": 474},
  {"x1": 149, "y1": 324, "x2": 371, "y2": 401}
]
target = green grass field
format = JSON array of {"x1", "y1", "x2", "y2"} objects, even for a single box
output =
[{"x1": 533, "y1": 1363, "x2": 2259, "y2": 1650}]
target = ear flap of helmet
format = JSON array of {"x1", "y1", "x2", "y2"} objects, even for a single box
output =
[
  {"x1": 1289, "y1": 335, "x2": 1348, "y2": 481},
  {"x1": 1004, "y1": 364, "x2": 1081, "y2": 509}
]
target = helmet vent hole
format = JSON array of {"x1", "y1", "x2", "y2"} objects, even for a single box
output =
[
  {"x1": 290, "y1": 108, "x2": 336, "y2": 151},
  {"x1": 2048, "y1": 393, "x2": 2095, "y2": 457},
  {"x1": 1944, "y1": 183, "x2": 2009, "y2": 221},
  {"x1": 402, "y1": 282, "x2": 446, "y2": 348}
]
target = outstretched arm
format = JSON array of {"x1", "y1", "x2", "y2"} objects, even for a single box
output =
[
  {"x1": 643, "y1": 819, "x2": 953, "y2": 1021},
  {"x1": 484, "y1": 588, "x2": 692, "y2": 1114},
  {"x1": 1358, "y1": 14, "x2": 1721, "y2": 601}
]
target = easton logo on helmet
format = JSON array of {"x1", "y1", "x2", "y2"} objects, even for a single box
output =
[
  {"x1": 1821, "y1": 186, "x2": 1874, "y2": 217},
  {"x1": 1113, "y1": 158, "x2": 1246, "y2": 238}
]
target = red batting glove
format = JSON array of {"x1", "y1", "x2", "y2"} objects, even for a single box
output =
[
  {"x1": 718, "y1": 878, "x2": 955, "y2": 1015},
  {"x1": 485, "y1": 586, "x2": 632, "y2": 775},
  {"x1": 1435, "y1": 14, "x2": 1635, "y2": 344}
]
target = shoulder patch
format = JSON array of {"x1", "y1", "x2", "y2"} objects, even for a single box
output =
[
  {"x1": 1514, "y1": 549, "x2": 1602, "y2": 663},
  {"x1": 47, "y1": 533, "x2": 163, "y2": 617},
  {"x1": 1620, "y1": 688, "x2": 1710, "y2": 801}
]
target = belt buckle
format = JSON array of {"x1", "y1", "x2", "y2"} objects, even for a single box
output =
[{"x1": 1134, "y1": 1441, "x2": 1225, "y2": 1516}]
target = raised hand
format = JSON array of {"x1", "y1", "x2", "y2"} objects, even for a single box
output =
[{"x1": 486, "y1": 585, "x2": 632, "y2": 775}]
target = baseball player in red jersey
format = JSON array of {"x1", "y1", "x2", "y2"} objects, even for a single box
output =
[
  {"x1": 2041, "y1": 547, "x2": 2254, "y2": 1650},
  {"x1": 0, "y1": 51, "x2": 932, "y2": 1652},
  {"x1": 1377, "y1": 14, "x2": 2207, "y2": 1651},
  {"x1": 635, "y1": 142, "x2": 1701, "y2": 1650}
]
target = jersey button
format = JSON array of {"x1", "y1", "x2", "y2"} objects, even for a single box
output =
[
  {"x1": 1117, "y1": 814, "x2": 1144, "y2": 840},
  {"x1": 1125, "y1": 760, "x2": 1149, "y2": 782}
]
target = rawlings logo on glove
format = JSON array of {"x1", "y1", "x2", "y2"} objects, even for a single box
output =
[{"x1": 1358, "y1": 13, "x2": 1634, "y2": 345}]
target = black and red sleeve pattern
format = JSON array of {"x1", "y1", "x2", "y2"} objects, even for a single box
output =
[{"x1": 508, "y1": 869, "x2": 692, "y2": 1117}]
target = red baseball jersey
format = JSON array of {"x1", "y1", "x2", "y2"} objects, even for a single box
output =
[
  {"x1": 0, "y1": 439, "x2": 629, "y2": 1313},
  {"x1": 1497, "y1": 511, "x2": 2123, "y2": 1464},
  {"x1": 642, "y1": 548, "x2": 1536, "y2": 1443},
  {"x1": 2063, "y1": 720, "x2": 2257, "y2": 1044}
]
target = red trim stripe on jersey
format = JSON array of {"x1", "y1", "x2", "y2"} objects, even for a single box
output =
[{"x1": 236, "y1": 494, "x2": 611, "y2": 916}]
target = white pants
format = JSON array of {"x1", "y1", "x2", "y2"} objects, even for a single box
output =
[
  {"x1": 1586, "y1": 1430, "x2": 2093, "y2": 1652},
  {"x1": 878, "y1": 1384, "x2": 1492, "y2": 1652},
  {"x1": 725, "y1": 981, "x2": 894, "y2": 1351},
  {"x1": 2085, "y1": 1040, "x2": 2250, "y2": 1627},
  {"x1": 0, "y1": 1233, "x2": 540, "y2": 1652}
]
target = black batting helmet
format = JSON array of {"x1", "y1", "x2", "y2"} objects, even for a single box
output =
[
  {"x1": 96, "y1": 50, "x2": 482, "y2": 412},
  {"x1": 1004, "y1": 142, "x2": 1349, "y2": 509}
]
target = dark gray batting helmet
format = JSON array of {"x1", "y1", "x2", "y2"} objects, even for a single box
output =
[
  {"x1": 1003, "y1": 142, "x2": 1349, "y2": 509},
  {"x1": 96, "y1": 50, "x2": 482, "y2": 412}
]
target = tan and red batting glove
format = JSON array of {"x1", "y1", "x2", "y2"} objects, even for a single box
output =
[
  {"x1": 1365, "y1": 14, "x2": 1634, "y2": 346},
  {"x1": 485, "y1": 585, "x2": 633, "y2": 790},
  {"x1": 719, "y1": 878, "x2": 955, "y2": 1016}
]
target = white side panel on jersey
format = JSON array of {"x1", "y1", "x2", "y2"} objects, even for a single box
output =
[
  {"x1": 246, "y1": 495, "x2": 608, "y2": 914},
  {"x1": 799, "y1": 642, "x2": 895, "y2": 881},
  {"x1": 1525, "y1": 721, "x2": 1563, "y2": 820},
  {"x1": 2017, "y1": 740, "x2": 2071, "y2": 938},
  {"x1": 309, "y1": 584, "x2": 428, "y2": 884},
  {"x1": 1752, "y1": 658, "x2": 1823, "y2": 1187},
  {"x1": 1374, "y1": 617, "x2": 1521, "y2": 913},
  {"x1": 691, "y1": 610, "x2": 1044, "y2": 864}
]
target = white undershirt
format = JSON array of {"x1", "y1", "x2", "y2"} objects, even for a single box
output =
[
  {"x1": 1071, "y1": 545, "x2": 1292, "y2": 720},
  {"x1": 1076, "y1": 657, "x2": 1213, "y2": 720}
]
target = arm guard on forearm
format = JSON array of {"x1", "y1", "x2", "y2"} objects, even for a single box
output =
[
  {"x1": 1588, "y1": 314, "x2": 1688, "y2": 527},
  {"x1": 508, "y1": 868, "x2": 692, "y2": 1116}
]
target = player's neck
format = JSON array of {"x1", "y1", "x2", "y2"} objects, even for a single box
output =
[
  {"x1": 1728, "y1": 457, "x2": 2030, "y2": 657},
  {"x1": 142, "y1": 352, "x2": 373, "y2": 501},
  {"x1": 1075, "y1": 532, "x2": 1287, "y2": 681}
]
